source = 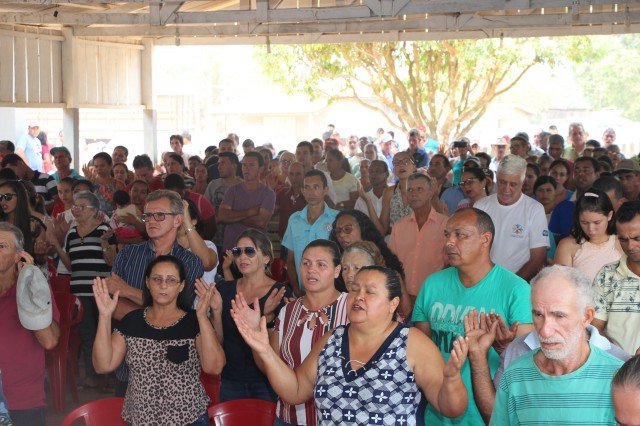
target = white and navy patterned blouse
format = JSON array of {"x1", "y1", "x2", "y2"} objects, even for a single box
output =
[{"x1": 314, "y1": 324, "x2": 419, "y2": 426}]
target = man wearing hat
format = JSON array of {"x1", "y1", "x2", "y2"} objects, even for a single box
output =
[
  {"x1": 614, "y1": 159, "x2": 640, "y2": 202},
  {"x1": 15, "y1": 122, "x2": 43, "y2": 172},
  {"x1": 50, "y1": 146, "x2": 81, "y2": 183},
  {"x1": 490, "y1": 136, "x2": 508, "y2": 173},
  {"x1": 0, "y1": 223, "x2": 59, "y2": 426}
]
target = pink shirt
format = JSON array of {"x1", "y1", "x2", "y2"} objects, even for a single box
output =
[
  {"x1": 0, "y1": 282, "x2": 59, "y2": 410},
  {"x1": 389, "y1": 209, "x2": 447, "y2": 295}
]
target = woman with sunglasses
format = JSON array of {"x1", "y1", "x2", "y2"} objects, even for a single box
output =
[
  {"x1": 554, "y1": 189, "x2": 623, "y2": 281},
  {"x1": 92, "y1": 255, "x2": 224, "y2": 426},
  {"x1": 232, "y1": 239, "x2": 349, "y2": 426},
  {"x1": 378, "y1": 152, "x2": 415, "y2": 236},
  {"x1": 0, "y1": 180, "x2": 49, "y2": 267},
  {"x1": 206, "y1": 229, "x2": 291, "y2": 402},
  {"x1": 232, "y1": 266, "x2": 469, "y2": 426},
  {"x1": 46, "y1": 190, "x2": 116, "y2": 388},
  {"x1": 456, "y1": 168, "x2": 488, "y2": 211},
  {"x1": 329, "y1": 210, "x2": 411, "y2": 315}
]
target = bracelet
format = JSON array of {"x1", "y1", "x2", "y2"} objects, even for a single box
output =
[
  {"x1": 266, "y1": 319, "x2": 276, "y2": 329},
  {"x1": 186, "y1": 226, "x2": 195, "y2": 233}
]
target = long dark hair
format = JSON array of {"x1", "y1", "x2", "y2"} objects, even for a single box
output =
[
  {"x1": 570, "y1": 189, "x2": 615, "y2": 243},
  {"x1": 0, "y1": 180, "x2": 34, "y2": 255},
  {"x1": 329, "y1": 210, "x2": 405, "y2": 280},
  {"x1": 142, "y1": 255, "x2": 192, "y2": 312}
]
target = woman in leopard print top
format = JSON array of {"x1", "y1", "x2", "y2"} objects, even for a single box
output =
[{"x1": 92, "y1": 255, "x2": 225, "y2": 425}]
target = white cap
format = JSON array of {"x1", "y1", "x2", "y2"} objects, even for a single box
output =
[{"x1": 16, "y1": 264, "x2": 52, "y2": 330}]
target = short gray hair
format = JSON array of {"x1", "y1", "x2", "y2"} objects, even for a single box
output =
[
  {"x1": 407, "y1": 172, "x2": 434, "y2": 189},
  {"x1": 497, "y1": 155, "x2": 527, "y2": 181},
  {"x1": 73, "y1": 190, "x2": 101, "y2": 212},
  {"x1": 146, "y1": 189, "x2": 183, "y2": 215},
  {"x1": 0, "y1": 222, "x2": 24, "y2": 251},
  {"x1": 531, "y1": 265, "x2": 594, "y2": 311}
]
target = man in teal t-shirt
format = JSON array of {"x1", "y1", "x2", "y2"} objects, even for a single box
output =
[
  {"x1": 490, "y1": 265, "x2": 622, "y2": 425},
  {"x1": 412, "y1": 208, "x2": 533, "y2": 425}
]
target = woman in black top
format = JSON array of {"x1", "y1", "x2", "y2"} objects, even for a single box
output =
[
  {"x1": 208, "y1": 228, "x2": 291, "y2": 402},
  {"x1": 92, "y1": 255, "x2": 225, "y2": 426}
]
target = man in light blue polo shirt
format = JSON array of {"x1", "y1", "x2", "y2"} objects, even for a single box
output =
[{"x1": 283, "y1": 169, "x2": 338, "y2": 296}]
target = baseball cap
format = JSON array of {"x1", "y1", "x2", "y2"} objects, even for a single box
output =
[
  {"x1": 614, "y1": 159, "x2": 640, "y2": 174},
  {"x1": 16, "y1": 264, "x2": 53, "y2": 330},
  {"x1": 50, "y1": 146, "x2": 71, "y2": 156},
  {"x1": 510, "y1": 132, "x2": 529, "y2": 144},
  {"x1": 27, "y1": 121, "x2": 40, "y2": 128}
]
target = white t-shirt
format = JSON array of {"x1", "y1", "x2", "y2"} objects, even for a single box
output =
[
  {"x1": 475, "y1": 193, "x2": 549, "y2": 273},
  {"x1": 331, "y1": 172, "x2": 359, "y2": 204},
  {"x1": 354, "y1": 190, "x2": 383, "y2": 218}
]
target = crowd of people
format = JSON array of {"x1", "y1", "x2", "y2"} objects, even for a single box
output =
[{"x1": 0, "y1": 122, "x2": 640, "y2": 425}]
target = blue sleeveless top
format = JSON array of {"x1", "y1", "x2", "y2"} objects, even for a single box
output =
[{"x1": 314, "y1": 324, "x2": 420, "y2": 425}]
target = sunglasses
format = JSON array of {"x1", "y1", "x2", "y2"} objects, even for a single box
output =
[
  {"x1": 334, "y1": 224, "x2": 354, "y2": 235},
  {"x1": 232, "y1": 246, "x2": 257, "y2": 258},
  {"x1": 0, "y1": 193, "x2": 17, "y2": 202},
  {"x1": 460, "y1": 178, "x2": 480, "y2": 187},
  {"x1": 141, "y1": 212, "x2": 179, "y2": 222}
]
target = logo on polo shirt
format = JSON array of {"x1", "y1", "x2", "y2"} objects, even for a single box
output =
[
  {"x1": 325, "y1": 222, "x2": 332, "y2": 231},
  {"x1": 511, "y1": 224, "x2": 525, "y2": 237}
]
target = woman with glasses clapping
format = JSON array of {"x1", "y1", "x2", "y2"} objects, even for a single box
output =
[
  {"x1": 92, "y1": 255, "x2": 225, "y2": 426},
  {"x1": 206, "y1": 229, "x2": 292, "y2": 402}
]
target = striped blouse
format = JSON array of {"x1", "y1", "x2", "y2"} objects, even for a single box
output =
[
  {"x1": 275, "y1": 293, "x2": 349, "y2": 425},
  {"x1": 65, "y1": 223, "x2": 112, "y2": 296}
]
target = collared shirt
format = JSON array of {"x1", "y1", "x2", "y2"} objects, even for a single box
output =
[
  {"x1": 493, "y1": 325, "x2": 630, "y2": 388},
  {"x1": 388, "y1": 209, "x2": 447, "y2": 295},
  {"x1": 282, "y1": 203, "x2": 338, "y2": 289},
  {"x1": 51, "y1": 169, "x2": 81, "y2": 183},
  {"x1": 407, "y1": 147, "x2": 429, "y2": 168},
  {"x1": 15, "y1": 134, "x2": 42, "y2": 171},
  {"x1": 112, "y1": 240, "x2": 203, "y2": 382},
  {"x1": 594, "y1": 255, "x2": 640, "y2": 354}
]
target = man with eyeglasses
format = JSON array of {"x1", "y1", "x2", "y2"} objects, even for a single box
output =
[
  {"x1": 106, "y1": 189, "x2": 204, "y2": 397},
  {"x1": 282, "y1": 170, "x2": 338, "y2": 296},
  {"x1": 217, "y1": 151, "x2": 276, "y2": 252},
  {"x1": 389, "y1": 173, "x2": 447, "y2": 303}
]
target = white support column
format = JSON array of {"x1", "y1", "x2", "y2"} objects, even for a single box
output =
[
  {"x1": 141, "y1": 38, "x2": 157, "y2": 161},
  {"x1": 61, "y1": 28, "x2": 80, "y2": 163},
  {"x1": 62, "y1": 107, "x2": 80, "y2": 167}
]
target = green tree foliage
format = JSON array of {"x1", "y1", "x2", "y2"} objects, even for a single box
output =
[
  {"x1": 256, "y1": 39, "x2": 558, "y2": 145},
  {"x1": 570, "y1": 35, "x2": 640, "y2": 121}
]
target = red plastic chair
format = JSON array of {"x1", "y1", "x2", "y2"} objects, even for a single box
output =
[
  {"x1": 51, "y1": 275, "x2": 71, "y2": 293},
  {"x1": 208, "y1": 399, "x2": 276, "y2": 425},
  {"x1": 60, "y1": 397, "x2": 125, "y2": 426},
  {"x1": 200, "y1": 372, "x2": 221, "y2": 407},
  {"x1": 46, "y1": 292, "x2": 84, "y2": 412},
  {"x1": 271, "y1": 258, "x2": 288, "y2": 283}
]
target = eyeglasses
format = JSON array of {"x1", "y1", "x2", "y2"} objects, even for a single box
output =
[
  {"x1": 0, "y1": 193, "x2": 17, "y2": 202},
  {"x1": 334, "y1": 224, "x2": 354, "y2": 235},
  {"x1": 148, "y1": 275, "x2": 181, "y2": 287},
  {"x1": 141, "y1": 212, "x2": 179, "y2": 222},
  {"x1": 71, "y1": 204, "x2": 96, "y2": 211},
  {"x1": 232, "y1": 246, "x2": 257, "y2": 258},
  {"x1": 392, "y1": 159, "x2": 413, "y2": 166},
  {"x1": 460, "y1": 178, "x2": 480, "y2": 187}
]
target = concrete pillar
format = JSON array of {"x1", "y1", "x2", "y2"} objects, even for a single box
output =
[
  {"x1": 141, "y1": 39, "x2": 158, "y2": 161},
  {"x1": 143, "y1": 108, "x2": 157, "y2": 160},
  {"x1": 61, "y1": 28, "x2": 81, "y2": 165},
  {"x1": 63, "y1": 107, "x2": 80, "y2": 167}
]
